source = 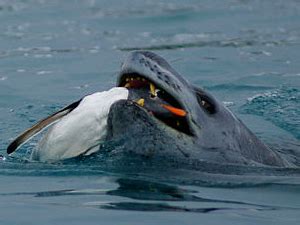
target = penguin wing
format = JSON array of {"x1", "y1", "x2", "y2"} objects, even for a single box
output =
[{"x1": 7, "y1": 99, "x2": 82, "y2": 154}]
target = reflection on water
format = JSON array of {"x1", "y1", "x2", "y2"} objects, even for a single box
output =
[{"x1": 2, "y1": 177, "x2": 298, "y2": 214}]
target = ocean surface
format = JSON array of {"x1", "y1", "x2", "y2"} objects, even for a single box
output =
[{"x1": 0, "y1": 0, "x2": 300, "y2": 224}]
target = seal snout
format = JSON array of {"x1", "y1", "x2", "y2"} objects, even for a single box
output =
[{"x1": 118, "y1": 73, "x2": 193, "y2": 135}]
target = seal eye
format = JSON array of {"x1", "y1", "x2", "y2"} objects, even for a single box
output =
[
  {"x1": 198, "y1": 96, "x2": 216, "y2": 114},
  {"x1": 194, "y1": 89, "x2": 216, "y2": 114}
]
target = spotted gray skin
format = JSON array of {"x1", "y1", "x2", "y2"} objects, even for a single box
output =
[{"x1": 107, "y1": 51, "x2": 290, "y2": 167}]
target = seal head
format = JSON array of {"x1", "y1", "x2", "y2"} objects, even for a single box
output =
[{"x1": 108, "y1": 51, "x2": 289, "y2": 167}]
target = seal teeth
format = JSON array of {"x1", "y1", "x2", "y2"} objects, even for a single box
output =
[
  {"x1": 136, "y1": 98, "x2": 145, "y2": 107},
  {"x1": 124, "y1": 83, "x2": 131, "y2": 88},
  {"x1": 150, "y1": 83, "x2": 156, "y2": 96}
]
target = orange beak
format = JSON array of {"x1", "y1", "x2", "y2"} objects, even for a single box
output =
[{"x1": 161, "y1": 104, "x2": 187, "y2": 117}]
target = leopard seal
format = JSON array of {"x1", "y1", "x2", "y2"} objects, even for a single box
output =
[{"x1": 107, "y1": 51, "x2": 290, "y2": 167}]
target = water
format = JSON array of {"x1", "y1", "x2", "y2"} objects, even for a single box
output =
[{"x1": 0, "y1": 0, "x2": 300, "y2": 224}]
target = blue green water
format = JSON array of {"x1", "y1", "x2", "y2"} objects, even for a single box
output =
[{"x1": 0, "y1": 0, "x2": 300, "y2": 224}]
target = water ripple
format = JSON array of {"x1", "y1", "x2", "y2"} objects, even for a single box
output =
[
  {"x1": 241, "y1": 87, "x2": 300, "y2": 140},
  {"x1": 0, "y1": 46, "x2": 101, "y2": 59},
  {"x1": 119, "y1": 36, "x2": 299, "y2": 51}
]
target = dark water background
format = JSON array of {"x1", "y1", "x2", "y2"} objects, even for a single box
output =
[{"x1": 0, "y1": 0, "x2": 299, "y2": 224}]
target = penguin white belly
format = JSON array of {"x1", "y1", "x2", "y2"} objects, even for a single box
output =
[{"x1": 31, "y1": 87, "x2": 128, "y2": 162}]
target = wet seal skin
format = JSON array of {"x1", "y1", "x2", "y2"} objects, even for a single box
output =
[
  {"x1": 7, "y1": 51, "x2": 293, "y2": 167},
  {"x1": 109, "y1": 51, "x2": 291, "y2": 167}
]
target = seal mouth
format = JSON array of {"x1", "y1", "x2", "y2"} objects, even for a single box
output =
[{"x1": 118, "y1": 73, "x2": 193, "y2": 135}]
